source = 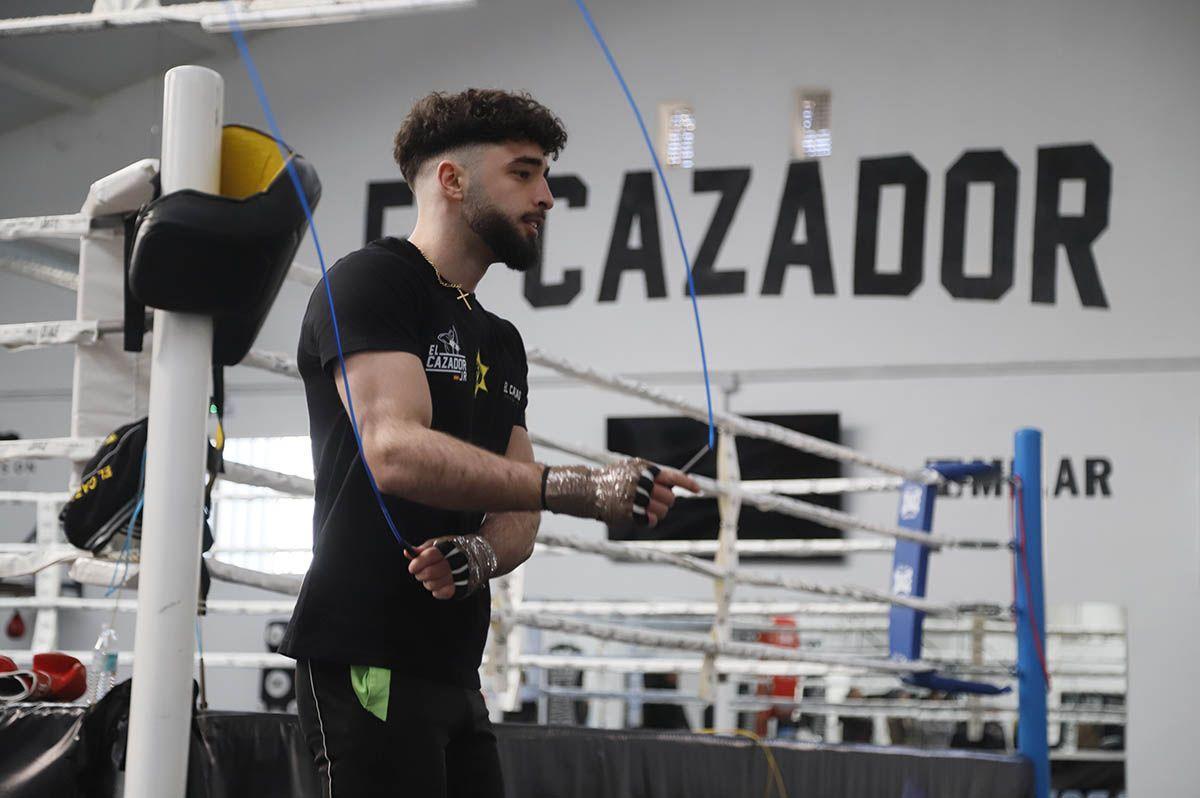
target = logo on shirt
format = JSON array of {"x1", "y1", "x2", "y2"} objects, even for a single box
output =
[
  {"x1": 503, "y1": 382, "x2": 523, "y2": 403},
  {"x1": 426, "y1": 325, "x2": 468, "y2": 381},
  {"x1": 474, "y1": 351, "x2": 489, "y2": 397}
]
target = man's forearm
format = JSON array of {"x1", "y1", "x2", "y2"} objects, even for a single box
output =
[
  {"x1": 371, "y1": 421, "x2": 543, "y2": 512},
  {"x1": 478, "y1": 510, "x2": 540, "y2": 576}
]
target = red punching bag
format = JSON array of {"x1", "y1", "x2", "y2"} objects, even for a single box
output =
[{"x1": 6, "y1": 610, "x2": 24, "y2": 639}]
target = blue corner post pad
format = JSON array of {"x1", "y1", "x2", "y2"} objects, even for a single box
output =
[
  {"x1": 903, "y1": 671, "x2": 1013, "y2": 696},
  {"x1": 888, "y1": 477, "x2": 1010, "y2": 696},
  {"x1": 929, "y1": 460, "x2": 1002, "y2": 483}
]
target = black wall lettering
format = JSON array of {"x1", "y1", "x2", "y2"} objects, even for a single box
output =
[
  {"x1": 524, "y1": 175, "x2": 587, "y2": 308},
  {"x1": 854, "y1": 155, "x2": 928, "y2": 297},
  {"x1": 1031, "y1": 144, "x2": 1111, "y2": 308},
  {"x1": 1054, "y1": 458, "x2": 1079, "y2": 497},
  {"x1": 364, "y1": 180, "x2": 413, "y2": 243},
  {"x1": 941, "y1": 150, "x2": 1018, "y2": 300},
  {"x1": 761, "y1": 161, "x2": 835, "y2": 296},
  {"x1": 1085, "y1": 457, "x2": 1112, "y2": 497},
  {"x1": 599, "y1": 171, "x2": 666, "y2": 302},
  {"x1": 688, "y1": 168, "x2": 749, "y2": 296},
  {"x1": 970, "y1": 458, "x2": 1007, "y2": 497}
]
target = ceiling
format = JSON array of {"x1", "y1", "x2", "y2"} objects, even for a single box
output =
[{"x1": 0, "y1": 2, "x2": 243, "y2": 135}]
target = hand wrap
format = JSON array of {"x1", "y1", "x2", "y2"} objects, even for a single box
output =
[
  {"x1": 541, "y1": 460, "x2": 660, "y2": 526},
  {"x1": 434, "y1": 534, "x2": 499, "y2": 600}
]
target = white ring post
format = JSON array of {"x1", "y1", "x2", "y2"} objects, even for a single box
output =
[
  {"x1": 707, "y1": 427, "x2": 741, "y2": 732},
  {"x1": 123, "y1": 65, "x2": 222, "y2": 798}
]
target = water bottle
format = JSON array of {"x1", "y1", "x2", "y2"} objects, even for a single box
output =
[{"x1": 89, "y1": 624, "x2": 118, "y2": 704}]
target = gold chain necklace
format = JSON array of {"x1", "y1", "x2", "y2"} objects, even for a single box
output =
[{"x1": 411, "y1": 241, "x2": 472, "y2": 310}]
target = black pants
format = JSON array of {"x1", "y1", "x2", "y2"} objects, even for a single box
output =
[{"x1": 296, "y1": 659, "x2": 504, "y2": 798}]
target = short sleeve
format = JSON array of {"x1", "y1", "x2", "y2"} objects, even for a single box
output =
[
  {"x1": 303, "y1": 248, "x2": 426, "y2": 373},
  {"x1": 505, "y1": 321, "x2": 530, "y2": 429}
]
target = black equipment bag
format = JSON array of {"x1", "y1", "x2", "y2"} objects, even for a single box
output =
[{"x1": 59, "y1": 418, "x2": 219, "y2": 556}]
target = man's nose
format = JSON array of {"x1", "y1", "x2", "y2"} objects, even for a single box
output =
[{"x1": 536, "y1": 177, "x2": 555, "y2": 210}]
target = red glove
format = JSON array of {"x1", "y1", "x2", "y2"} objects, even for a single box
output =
[
  {"x1": 0, "y1": 654, "x2": 39, "y2": 702},
  {"x1": 31, "y1": 653, "x2": 87, "y2": 702}
]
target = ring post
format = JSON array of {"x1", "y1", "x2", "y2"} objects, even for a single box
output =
[
  {"x1": 123, "y1": 65, "x2": 223, "y2": 798},
  {"x1": 1013, "y1": 428, "x2": 1049, "y2": 798}
]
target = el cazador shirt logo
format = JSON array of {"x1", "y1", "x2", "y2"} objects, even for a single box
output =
[{"x1": 426, "y1": 325, "x2": 468, "y2": 381}]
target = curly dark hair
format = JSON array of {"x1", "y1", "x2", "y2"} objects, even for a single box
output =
[{"x1": 393, "y1": 89, "x2": 568, "y2": 185}]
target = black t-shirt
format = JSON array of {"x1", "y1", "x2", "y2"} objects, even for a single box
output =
[{"x1": 279, "y1": 237, "x2": 530, "y2": 689}]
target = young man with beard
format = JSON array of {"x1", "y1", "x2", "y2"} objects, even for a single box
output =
[{"x1": 280, "y1": 89, "x2": 699, "y2": 798}]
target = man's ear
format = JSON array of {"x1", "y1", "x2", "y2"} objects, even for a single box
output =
[{"x1": 434, "y1": 159, "x2": 466, "y2": 202}]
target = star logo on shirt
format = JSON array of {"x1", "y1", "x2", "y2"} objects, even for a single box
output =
[{"x1": 474, "y1": 351, "x2": 489, "y2": 397}]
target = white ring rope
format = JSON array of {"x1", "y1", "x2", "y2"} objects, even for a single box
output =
[
  {"x1": 205, "y1": 558, "x2": 303, "y2": 595},
  {"x1": 0, "y1": 251, "x2": 317, "y2": 295},
  {"x1": 0, "y1": 436, "x2": 103, "y2": 462},
  {"x1": 0, "y1": 596, "x2": 300, "y2": 615},
  {"x1": 14, "y1": 554, "x2": 933, "y2": 676},
  {"x1": 0, "y1": 548, "x2": 80, "y2": 579},
  {"x1": 531, "y1": 435, "x2": 1002, "y2": 551},
  {"x1": 607, "y1": 540, "x2": 895, "y2": 556},
  {"x1": 520, "y1": 600, "x2": 895, "y2": 617},
  {"x1": 0, "y1": 213, "x2": 95, "y2": 240},
  {"x1": 536, "y1": 687, "x2": 1127, "y2": 724},
  {"x1": 0, "y1": 319, "x2": 119, "y2": 351},
  {"x1": 0, "y1": 490, "x2": 69, "y2": 504},
  {"x1": 239, "y1": 347, "x2": 302, "y2": 379},
  {"x1": 0, "y1": 433, "x2": 1004, "y2": 554},
  {"x1": 0, "y1": 436, "x2": 314, "y2": 497},
  {"x1": 0, "y1": 439, "x2": 997, "y2": 609},
  {"x1": 737, "y1": 476, "x2": 905, "y2": 495},
  {"x1": 0, "y1": 314, "x2": 946, "y2": 497},
  {"x1": 526, "y1": 348, "x2": 938, "y2": 484},
  {"x1": 507, "y1": 610, "x2": 931, "y2": 674},
  {"x1": 537, "y1": 530, "x2": 968, "y2": 616},
  {"x1": 220, "y1": 459, "x2": 314, "y2": 496},
  {"x1": 0, "y1": 255, "x2": 80, "y2": 291}
]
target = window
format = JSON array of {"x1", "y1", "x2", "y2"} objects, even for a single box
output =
[
  {"x1": 211, "y1": 436, "x2": 314, "y2": 574},
  {"x1": 794, "y1": 89, "x2": 832, "y2": 159},
  {"x1": 658, "y1": 101, "x2": 696, "y2": 169}
]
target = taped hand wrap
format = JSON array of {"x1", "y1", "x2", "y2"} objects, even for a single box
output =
[
  {"x1": 542, "y1": 460, "x2": 660, "y2": 526},
  {"x1": 434, "y1": 534, "x2": 499, "y2": 600}
]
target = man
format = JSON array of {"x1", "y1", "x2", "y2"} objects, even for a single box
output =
[{"x1": 280, "y1": 89, "x2": 699, "y2": 798}]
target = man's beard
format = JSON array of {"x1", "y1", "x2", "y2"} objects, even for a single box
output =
[{"x1": 464, "y1": 186, "x2": 541, "y2": 272}]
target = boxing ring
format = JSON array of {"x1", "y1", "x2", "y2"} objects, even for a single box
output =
[{"x1": 0, "y1": 66, "x2": 1128, "y2": 798}]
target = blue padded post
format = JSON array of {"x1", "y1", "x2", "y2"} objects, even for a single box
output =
[
  {"x1": 1013, "y1": 428, "x2": 1050, "y2": 798},
  {"x1": 888, "y1": 482, "x2": 937, "y2": 661}
]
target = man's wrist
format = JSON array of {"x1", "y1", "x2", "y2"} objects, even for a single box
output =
[{"x1": 435, "y1": 534, "x2": 499, "y2": 599}]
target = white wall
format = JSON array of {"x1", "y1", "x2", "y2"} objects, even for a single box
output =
[{"x1": 1, "y1": 0, "x2": 1198, "y2": 793}]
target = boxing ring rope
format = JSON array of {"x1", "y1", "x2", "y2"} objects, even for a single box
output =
[
  {"x1": 530, "y1": 434, "x2": 1002, "y2": 550},
  {"x1": 0, "y1": 308, "x2": 1001, "y2": 550},
  {"x1": 0, "y1": 447, "x2": 997, "y2": 615},
  {"x1": 0, "y1": 213, "x2": 96, "y2": 240},
  {"x1": 0, "y1": 254, "x2": 80, "y2": 292},
  {"x1": 525, "y1": 349, "x2": 938, "y2": 484},
  {"x1": 535, "y1": 530, "x2": 987, "y2": 616},
  {"x1": 597, "y1": 539, "x2": 897, "y2": 557}
]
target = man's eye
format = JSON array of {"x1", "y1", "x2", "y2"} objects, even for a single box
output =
[{"x1": 515, "y1": 171, "x2": 531, "y2": 179}]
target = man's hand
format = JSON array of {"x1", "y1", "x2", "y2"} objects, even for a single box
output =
[
  {"x1": 543, "y1": 459, "x2": 700, "y2": 527},
  {"x1": 407, "y1": 534, "x2": 498, "y2": 600},
  {"x1": 407, "y1": 541, "x2": 456, "y2": 600},
  {"x1": 640, "y1": 465, "x2": 699, "y2": 526}
]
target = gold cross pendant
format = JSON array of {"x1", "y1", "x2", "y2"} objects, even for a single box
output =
[{"x1": 456, "y1": 289, "x2": 472, "y2": 310}]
